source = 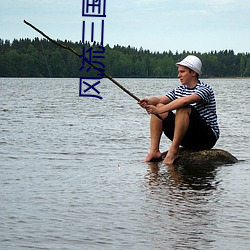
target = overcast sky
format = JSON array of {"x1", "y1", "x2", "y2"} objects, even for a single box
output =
[{"x1": 1, "y1": 0, "x2": 249, "y2": 53}]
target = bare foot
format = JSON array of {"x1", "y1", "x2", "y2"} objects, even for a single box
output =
[
  {"x1": 163, "y1": 150, "x2": 179, "y2": 165},
  {"x1": 144, "y1": 151, "x2": 162, "y2": 162}
]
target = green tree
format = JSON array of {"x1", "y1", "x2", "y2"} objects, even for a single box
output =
[
  {"x1": 0, "y1": 37, "x2": 249, "y2": 78},
  {"x1": 244, "y1": 56, "x2": 250, "y2": 76}
]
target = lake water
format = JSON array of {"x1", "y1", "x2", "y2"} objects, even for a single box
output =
[{"x1": 1, "y1": 78, "x2": 250, "y2": 250}]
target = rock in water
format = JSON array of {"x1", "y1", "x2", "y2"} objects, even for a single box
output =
[{"x1": 162, "y1": 148, "x2": 238, "y2": 166}]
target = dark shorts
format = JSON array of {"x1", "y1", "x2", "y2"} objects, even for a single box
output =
[{"x1": 163, "y1": 107, "x2": 217, "y2": 150}]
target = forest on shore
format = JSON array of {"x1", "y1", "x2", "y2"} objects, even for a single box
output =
[{"x1": 0, "y1": 38, "x2": 250, "y2": 78}]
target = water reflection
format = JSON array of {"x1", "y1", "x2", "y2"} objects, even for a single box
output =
[
  {"x1": 147, "y1": 162, "x2": 219, "y2": 191},
  {"x1": 144, "y1": 162, "x2": 221, "y2": 249}
]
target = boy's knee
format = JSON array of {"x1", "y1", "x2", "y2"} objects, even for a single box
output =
[
  {"x1": 155, "y1": 103, "x2": 164, "y2": 108},
  {"x1": 176, "y1": 106, "x2": 192, "y2": 116}
]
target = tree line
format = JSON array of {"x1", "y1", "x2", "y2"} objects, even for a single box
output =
[{"x1": 0, "y1": 38, "x2": 250, "y2": 78}]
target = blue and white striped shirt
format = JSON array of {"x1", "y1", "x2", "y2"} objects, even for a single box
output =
[{"x1": 166, "y1": 80, "x2": 220, "y2": 139}]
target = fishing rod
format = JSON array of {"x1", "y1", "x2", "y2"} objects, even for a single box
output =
[{"x1": 23, "y1": 20, "x2": 163, "y2": 120}]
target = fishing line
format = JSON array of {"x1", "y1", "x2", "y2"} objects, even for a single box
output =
[
  {"x1": 40, "y1": 40, "x2": 52, "y2": 77},
  {"x1": 23, "y1": 20, "x2": 163, "y2": 120}
]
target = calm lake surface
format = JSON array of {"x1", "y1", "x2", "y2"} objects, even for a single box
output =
[{"x1": 1, "y1": 78, "x2": 250, "y2": 250}]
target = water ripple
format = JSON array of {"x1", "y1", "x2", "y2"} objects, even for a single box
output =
[{"x1": 0, "y1": 78, "x2": 250, "y2": 249}]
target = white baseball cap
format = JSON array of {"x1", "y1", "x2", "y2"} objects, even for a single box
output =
[{"x1": 176, "y1": 55, "x2": 202, "y2": 75}]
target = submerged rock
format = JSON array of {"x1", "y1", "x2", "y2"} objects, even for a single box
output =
[{"x1": 161, "y1": 148, "x2": 238, "y2": 166}]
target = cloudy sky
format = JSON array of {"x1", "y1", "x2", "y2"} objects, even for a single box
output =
[{"x1": 1, "y1": 0, "x2": 249, "y2": 53}]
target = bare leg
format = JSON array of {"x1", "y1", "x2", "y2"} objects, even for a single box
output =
[
  {"x1": 144, "y1": 104, "x2": 168, "y2": 162},
  {"x1": 163, "y1": 106, "x2": 191, "y2": 165}
]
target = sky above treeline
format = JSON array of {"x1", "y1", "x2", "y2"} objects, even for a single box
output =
[{"x1": 1, "y1": 0, "x2": 249, "y2": 53}]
